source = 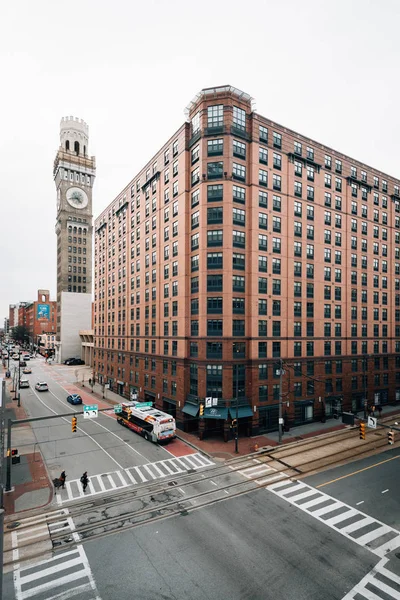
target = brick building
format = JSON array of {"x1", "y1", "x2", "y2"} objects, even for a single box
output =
[
  {"x1": 93, "y1": 85, "x2": 400, "y2": 441},
  {"x1": 24, "y1": 290, "x2": 57, "y2": 347}
]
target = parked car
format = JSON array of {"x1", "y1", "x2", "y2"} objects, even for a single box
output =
[
  {"x1": 19, "y1": 361, "x2": 27, "y2": 368},
  {"x1": 23, "y1": 367, "x2": 32, "y2": 374},
  {"x1": 64, "y1": 358, "x2": 85, "y2": 365},
  {"x1": 67, "y1": 394, "x2": 83, "y2": 405},
  {"x1": 23, "y1": 355, "x2": 30, "y2": 361},
  {"x1": 12, "y1": 354, "x2": 19, "y2": 360},
  {"x1": 19, "y1": 379, "x2": 30, "y2": 389},
  {"x1": 35, "y1": 382, "x2": 49, "y2": 392}
]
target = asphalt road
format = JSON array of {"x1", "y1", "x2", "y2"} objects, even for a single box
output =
[
  {"x1": 306, "y1": 446, "x2": 400, "y2": 529},
  {"x1": 76, "y1": 490, "x2": 378, "y2": 600},
  {"x1": 10, "y1": 355, "x2": 187, "y2": 484},
  {"x1": 3, "y1": 488, "x2": 377, "y2": 600}
]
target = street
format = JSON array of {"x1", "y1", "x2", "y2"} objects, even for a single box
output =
[
  {"x1": 4, "y1": 487, "x2": 379, "y2": 600},
  {"x1": 10, "y1": 356, "x2": 196, "y2": 487},
  {"x1": 4, "y1": 355, "x2": 400, "y2": 600}
]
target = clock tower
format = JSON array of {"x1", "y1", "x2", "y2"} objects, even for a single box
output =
[{"x1": 53, "y1": 117, "x2": 96, "y2": 362}]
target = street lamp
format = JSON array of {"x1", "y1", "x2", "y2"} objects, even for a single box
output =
[{"x1": 14, "y1": 350, "x2": 21, "y2": 407}]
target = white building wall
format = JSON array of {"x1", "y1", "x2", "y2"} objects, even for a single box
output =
[{"x1": 59, "y1": 292, "x2": 92, "y2": 362}]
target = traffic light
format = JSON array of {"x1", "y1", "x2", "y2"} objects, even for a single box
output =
[
  {"x1": 388, "y1": 430, "x2": 395, "y2": 445},
  {"x1": 126, "y1": 408, "x2": 132, "y2": 418},
  {"x1": 199, "y1": 404, "x2": 204, "y2": 417},
  {"x1": 72, "y1": 416, "x2": 77, "y2": 433},
  {"x1": 359, "y1": 421, "x2": 366, "y2": 440}
]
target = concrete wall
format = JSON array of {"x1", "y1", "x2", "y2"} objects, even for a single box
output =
[{"x1": 59, "y1": 292, "x2": 92, "y2": 362}]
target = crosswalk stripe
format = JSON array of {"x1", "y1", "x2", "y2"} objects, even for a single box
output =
[
  {"x1": 143, "y1": 464, "x2": 157, "y2": 479},
  {"x1": 355, "y1": 524, "x2": 393, "y2": 546},
  {"x1": 125, "y1": 469, "x2": 137, "y2": 484},
  {"x1": 41, "y1": 582, "x2": 94, "y2": 600},
  {"x1": 288, "y1": 489, "x2": 318, "y2": 503},
  {"x1": 149, "y1": 463, "x2": 166, "y2": 477},
  {"x1": 97, "y1": 475, "x2": 107, "y2": 492},
  {"x1": 298, "y1": 495, "x2": 329, "y2": 510},
  {"x1": 19, "y1": 567, "x2": 89, "y2": 600},
  {"x1": 159, "y1": 461, "x2": 175, "y2": 474},
  {"x1": 325, "y1": 508, "x2": 359, "y2": 526},
  {"x1": 116, "y1": 470, "x2": 128, "y2": 485},
  {"x1": 107, "y1": 474, "x2": 117, "y2": 489},
  {"x1": 174, "y1": 457, "x2": 192, "y2": 470},
  {"x1": 311, "y1": 502, "x2": 344, "y2": 518},
  {"x1": 19, "y1": 557, "x2": 85, "y2": 584},
  {"x1": 280, "y1": 483, "x2": 306, "y2": 496},
  {"x1": 341, "y1": 516, "x2": 375, "y2": 535},
  {"x1": 134, "y1": 466, "x2": 148, "y2": 482},
  {"x1": 375, "y1": 534, "x2": 400, "y2": 557}
]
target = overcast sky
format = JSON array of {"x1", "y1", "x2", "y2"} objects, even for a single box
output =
[{"x1": 1, "y1": 0, "x2": 400, "y2": 321}]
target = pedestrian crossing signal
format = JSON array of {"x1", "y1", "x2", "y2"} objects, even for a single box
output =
[
  {"x1": 199, "y1": 404, "x2": 204, "y2": 417},
  {"x1": 359, "y1": 422, "x2": 366, "y2": 440},
  {"x1": 231, "y1": 419, "x2": 237, "y2": 430},
  {"x1": 388, "y1": 430, "x2": 395, "y2": 445},
  {"x1": 72, "y1": 416, "x2": 77, "y2": 433}
]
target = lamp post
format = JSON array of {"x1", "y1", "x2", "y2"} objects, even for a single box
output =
[
  {"x1": 234, "y1": 363, "x2": 239, "y2": 454},
  {"x1": 363, "y1": 355, "x2": 368, "y2": 420},
  {"x1": 14, "y1": 351, "x2": 21, "y2": 407},
  {"x1": 278, "y1": 358, "x2": 284, "y2": 444}
]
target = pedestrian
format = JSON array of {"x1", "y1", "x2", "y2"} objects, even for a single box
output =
[
  {"x1": 80, "y1": 471, "x2": 89, "y2": 492},
  {"x1": 59, "y1": 470, "x2": 66, "y2": 489}
]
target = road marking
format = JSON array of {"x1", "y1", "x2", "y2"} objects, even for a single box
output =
[
  {"x1": 268, "y1": 480, "x2": 400, "y2": 559},
  {"x1": 316, "y1": 455, "x2": 400, "y2": 488},
  {"x1": 356, "y1": 501, "x2": 364, "y2": 505},
  {"x1": 210, "y1": 480, "x2": 218, "y2": 486},
  {"x1": 341, "y1": 557, "x2": 400, "y2": 599},
  {"x1": 30, "y1": 387, "x2": 125, "y2": 470},
  {"x1": 382, "y1": 489, "x2": 389, "y2": 494},
  {"x1": 12, "y1": 514, "x2": 101, "y2": 600}
]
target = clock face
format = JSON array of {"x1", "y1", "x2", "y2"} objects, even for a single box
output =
[{"x1": 66, "y1": 187, "x2": 88, "y2": 209}]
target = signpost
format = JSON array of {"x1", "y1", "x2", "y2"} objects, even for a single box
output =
[
  {"x1": 135, "y1": 401, "x2": 153, "y2": 408},
  {"x1": 114, "y1": 404, "x2": 122, "y2": 414},
  {"x1": 367, "y1": 416, "x2": 377, "y2": 429},
  {"x1": 83, "y1": 404, "x2": 98, "y2": 419}
]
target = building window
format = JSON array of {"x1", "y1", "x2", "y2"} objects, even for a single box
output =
[
  {"x1": 233, "y1": 106, "x2": 246, "y2": 130},
  {"x1": 207, "y1": 105, "x2": 223, "y2": 128}
]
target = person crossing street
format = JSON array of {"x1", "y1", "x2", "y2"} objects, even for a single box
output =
[{"x1": 80, "y1": 471, "x2": 89, "y2": 492}]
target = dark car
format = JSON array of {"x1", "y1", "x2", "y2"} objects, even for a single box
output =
[
  {"x1": 64, "y1": 358, "x2": 85, "y2": 366},
  {"x1": 67, "y1": 394, "x2": 83, "y2": 405},
  {"x1": 19, "y1": 361, "x2": 27, "y2": 368}
]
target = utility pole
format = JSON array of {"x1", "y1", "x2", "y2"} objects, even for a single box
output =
[
  {"x1": 235, "y1": 364, "x2": 239, "y2": 454},
  {"x1": 278, "y1": 358, "x2": 283, "y2": 444},
  {"x1": 363, "y1": 355, "x2": 367, "y2": 420}
]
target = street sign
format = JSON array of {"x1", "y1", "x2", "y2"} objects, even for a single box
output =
[
  {"x1": 367, "y1": 416, "x2": 377, "y2": 429},
  {"x1": 114, "y1": 404, "x2": 122, "y2": 414},
  {"x1": 205, "y1": 397, "x2": 212, "y2": 408},
  {"x1": 83, "y1": 404, "x2": 98, "y2": 419},
  {"x1": 135, "y1": 401, "x2": 153, "y2": 408}
]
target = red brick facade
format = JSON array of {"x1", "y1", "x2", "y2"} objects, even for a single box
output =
[{"x1": 93, "y1": 86, "x2": 400, "y2": 439}]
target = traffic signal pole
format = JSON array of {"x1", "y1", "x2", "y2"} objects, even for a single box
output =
[{"x1": 5, "y1": 407, "x2": 112, "y2": 491}]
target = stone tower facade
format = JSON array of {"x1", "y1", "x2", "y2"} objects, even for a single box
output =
[{"x1": 53, "y1": 117, "x2": 96, "y2": 361}]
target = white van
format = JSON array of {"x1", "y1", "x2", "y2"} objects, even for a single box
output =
[{"x1": 19, "y1": 379, "x2": 30, "y2": 388}]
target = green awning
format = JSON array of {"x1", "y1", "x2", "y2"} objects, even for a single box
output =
[
  {"x1": 204, "y1": 407, "x2": 228, "y2": 420},
  {"x1": 229, "y1": 405, "x2": 253, "y2": 419},
  {"x1": 182, "y1": 403, "x2": 199, "y2": 417}
]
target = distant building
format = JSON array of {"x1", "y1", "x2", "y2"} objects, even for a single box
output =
[
  {"x1": 24, "y1": 290, "x2": 57, "y2": 347},
  {"x1": 53, "y1": 116, "x2": 95, "y2": 362},
  {"x1": 8, "y1": 304, "x2": 18, "y2": 333}
]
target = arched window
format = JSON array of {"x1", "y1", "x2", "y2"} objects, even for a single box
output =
[
  {"x1": 73, "y1": 227, "x2": 77, "y2": 234},
  {"x1": 65, "y1": 140, "x2": 70, "y2": 150},
  {"x1": 74, "y1": 141, "x2": 80, "y2": 155}
]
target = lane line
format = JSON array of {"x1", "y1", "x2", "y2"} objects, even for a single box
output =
[
  {"x1": 29, "y1": 387, "x2": 125, "y2": 470},
  {"x1": 316, "y1": 455, "x2": 400, "y2": 488},
  {"x1": 356, "y1": 501, "x2": 364, "y2": 505},
  {"x1": 382, "y1": 489, "x2": 389, "y2": 494}
]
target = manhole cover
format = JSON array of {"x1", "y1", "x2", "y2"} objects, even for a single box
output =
[
  {"x1": 59, "y1": 452, "x2": 66, "y2": 455},
  {"x1": 168, "y1": 481, "x2": 178, "y2": 486},
  {"x1": 101, "y1": 474, "x2": 108, "y2": 478},
  {"x1": 7, "y1": 521, "x2": 20, "y2": 530}
]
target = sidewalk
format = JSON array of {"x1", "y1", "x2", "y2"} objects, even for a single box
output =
[
  {"x1": 74, "y1": 382, "x2": 400, "y2": 459},
  {"x1": 2, "y1": 364, "x2": 51, "y2": 515}
]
